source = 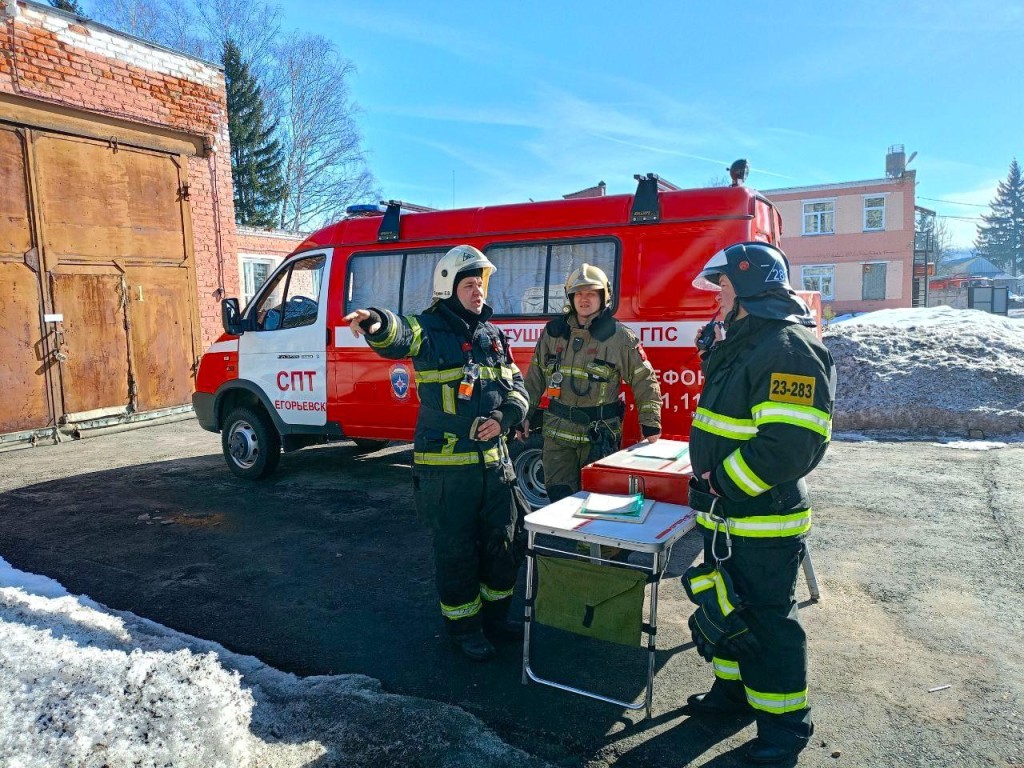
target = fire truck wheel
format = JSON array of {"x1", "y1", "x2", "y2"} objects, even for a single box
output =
[
  {"x1": 508, "y1": 433, "x2": 548, "y2": 510},
  {"x1": 222, "y1": 406, "x2": 282, "y2": 480},
  {"x1": 351, "y1": 438, "x2": 389, "y2": 453}
]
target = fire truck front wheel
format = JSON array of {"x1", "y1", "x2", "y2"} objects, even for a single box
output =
[
  {"x1": 508, "y1": 433, "x2": 548, "y2": 510},
  {"x1": 222, "y1": 406, "x2": 282, "y2": 480}
]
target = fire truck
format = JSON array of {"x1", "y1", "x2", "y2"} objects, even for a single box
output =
[{"x1": 193, "y1": 174, "x2": 818, "y2": 506}]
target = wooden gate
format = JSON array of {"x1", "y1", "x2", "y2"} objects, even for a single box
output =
[{"x1": 0, "y1": 123, "x2": 200, "y2": 440}]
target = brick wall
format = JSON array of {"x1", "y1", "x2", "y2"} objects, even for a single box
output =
[
  {"x1": 236, "y1": 227, "x2": 306, "y2": 259},
  {"x1": 0, "y1": 0, "x2": 237, "y2": 349}
]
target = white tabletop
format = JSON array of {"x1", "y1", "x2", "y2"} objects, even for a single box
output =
[{"x1": 524, "y1": 492, "x2": 696, "y2": 553}]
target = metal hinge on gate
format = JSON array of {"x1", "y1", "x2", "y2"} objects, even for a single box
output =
[
  {"x1": 179, "y1": 183, "x2": 191, "y2": 201},
  {"x1": 108, "y1": 136, "x2": 119, "y2": 153}
]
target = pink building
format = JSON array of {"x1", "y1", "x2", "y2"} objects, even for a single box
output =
[{"x1": 762, "y1": 147, "x2": 917, "y2": 316}]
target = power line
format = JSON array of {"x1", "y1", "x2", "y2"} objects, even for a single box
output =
[{"x1": 918, "y1": 195, "x2": 990, "y2": 208}]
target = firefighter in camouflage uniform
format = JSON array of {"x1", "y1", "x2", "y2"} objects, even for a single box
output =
[
  {"x1": 344, "y1": 245, "x2": 530, "y2": 663},
  {"x1": 683, "y1": 242, "x2": 836, "y2": 765},
  {"x1": 523, "y1": 263, "x2": 662, "y2": 503}
]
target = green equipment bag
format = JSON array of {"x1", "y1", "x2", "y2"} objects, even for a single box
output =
[{"x1": 535, "y1": 555, "x2": 647, "y2": 646}]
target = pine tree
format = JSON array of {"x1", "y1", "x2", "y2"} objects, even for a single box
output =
[
  {"x1": 974, "y1": 159, "x2": 1024, "y2": 277},
  {"x1": 223, "y1": 40, "x2": 286, "y2": 228},
  {"x1": 49, "y1": 0, "x2": 85, "y2": 13}
]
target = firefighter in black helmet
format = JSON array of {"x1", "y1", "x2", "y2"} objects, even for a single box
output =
[{"x1": 683, "y1": 242, "x2": 836, "y2": 765}]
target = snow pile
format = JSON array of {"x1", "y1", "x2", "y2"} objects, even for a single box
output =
[
  {"x1": 825, "y1": 306, "x2": 1024, "y2": 437},
  {"x1": 0, "y1": 558, "x2": 546, "y2": 768}
]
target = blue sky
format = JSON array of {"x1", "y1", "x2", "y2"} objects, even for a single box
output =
[{"x1": 284, "y1": 2, "x2": 1021, "y2": 247}]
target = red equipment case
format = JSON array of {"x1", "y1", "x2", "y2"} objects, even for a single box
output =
[{"x1": 580, "y1": 439, "x2": 693, "y2": 506}]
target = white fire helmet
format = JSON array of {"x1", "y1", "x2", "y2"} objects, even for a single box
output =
[{"x1": 432, "y1": 245, "x2": 496, "y2": 302}]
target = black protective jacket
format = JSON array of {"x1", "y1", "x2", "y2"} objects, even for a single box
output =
[
  {"x1": 363, "y1": 302, "x2": 529, "y2": 468},
  {"x1": 688, "y1": 315, "x2": 836, "y2": 537}
]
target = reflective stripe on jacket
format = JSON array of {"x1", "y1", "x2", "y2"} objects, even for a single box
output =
[
  {"x1": 364, "y1": 302, "x2": 528, "y2": 467},
  {"x1": 689, "y1": 315, "x2": 836, "y2": 538},
  {"x1": 523, "y1": 309, "x2": 662, "y2": 443}
]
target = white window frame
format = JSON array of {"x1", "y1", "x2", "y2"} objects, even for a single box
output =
[
  {"x1": 802, "y1": 198, "x2": 835, "y2": 235},
  {"x1": 863, "y1": 194, "x2": 886, "y2": 231},
  {"x1": 800, "y1": 264, "x2": 835, "y2": 300},
  {"x1": 240, "y1": 254, "x2": 282, "y2": 306}
]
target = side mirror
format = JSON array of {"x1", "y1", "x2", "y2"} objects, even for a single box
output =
[{"x1": 221, "y1": 297, "x2": 244, "y2": 335}]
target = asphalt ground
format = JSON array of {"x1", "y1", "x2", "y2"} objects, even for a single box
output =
[{"x1": 1, "y1": 421, "x2": 1022, "y2": 768}]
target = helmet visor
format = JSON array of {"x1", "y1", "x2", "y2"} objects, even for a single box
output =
[{"x1": 692, "y1": 249, "x2": 728, "y2": 292}]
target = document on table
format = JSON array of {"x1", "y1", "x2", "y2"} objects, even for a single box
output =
[
  {"x1": 572, "y1": 493, "x2": 655, "y2": 524},
  {"x1": 630, "y1": 441, "x2": 689, "y2": 461}
]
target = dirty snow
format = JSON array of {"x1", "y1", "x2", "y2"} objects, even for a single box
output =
[
  {"x1": 0, "y1": 557, "x2": 544, "y2": 768},
  {"x1": 825, "y1": 306, "x2": 1024, "y2": 439}
]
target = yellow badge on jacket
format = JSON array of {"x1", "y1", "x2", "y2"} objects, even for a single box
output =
[{"x1": 769, "y1": 373, "x2": 816, "y2": 405}]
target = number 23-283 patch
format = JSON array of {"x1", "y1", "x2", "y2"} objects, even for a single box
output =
[{"x1": 769, "y1": 373, "x2": 816, "y2": 405}]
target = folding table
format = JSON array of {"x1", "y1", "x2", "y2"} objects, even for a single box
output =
[
  {"x1": 521, "y1": 492, "x2": 696, "y2": 718},
  {"x1": 582, "y1": 440, "x2": 821, "y2": 600}
]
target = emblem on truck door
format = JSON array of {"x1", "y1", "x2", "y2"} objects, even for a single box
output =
[{"x1": 390, "y1": 364, "x2": 411, "y2": 400}]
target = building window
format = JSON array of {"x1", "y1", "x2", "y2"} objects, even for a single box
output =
[
  {"x1": 801, "y1": 265, "x2": 835, "y2": 300},
  {"x1": 802, "y1": 200, "x2": 835, "y2": 235},
  {"x1": 241, "y1": 256, "x2": 278, "y2": 305},
  {"x1": 862, "y1": 262, "x2": 887, "y2": 300},
  {"x1": 864, "y1": 196, "x2": 886, "y2": 231}
]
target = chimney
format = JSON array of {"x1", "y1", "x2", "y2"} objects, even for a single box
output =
[{"x1": 886, "y1": 144, "x2": 906, "y2": 178}]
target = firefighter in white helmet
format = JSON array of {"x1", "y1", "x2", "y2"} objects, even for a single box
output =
[
  {"x1": 683, "y1": 242, "x2": 836, "y2": 765},
  {"x1": 522, "y1": 262, "x2": 662, "y2": 504},
  {"x1": 344, "y1": 245, "x2": 530, "y2": 663}
]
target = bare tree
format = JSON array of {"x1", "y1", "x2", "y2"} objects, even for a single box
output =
[
  {"x1": 276, "y1": 33, "x2": 377, "y2": 232},
  {"x1": 192, "y1": 0, "x2": 280, "y2": 78},
  {"x1": 100, "y1": 0, "x2": 162, "y2": 39},
  {"x1": 88, "y1": 0, "x2": 277, "y2": 70}
]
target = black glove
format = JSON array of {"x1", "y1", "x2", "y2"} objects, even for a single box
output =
[
  {"x1": 513, "y1": 419, "x2": 530, "y2": 441},
  {"x1": 688, "y1": 612, "x2": 717, "y2": 662},
  {"x1": 358, "y1": 309, "x2": 383, "y2": 334},
  {"x1": 683, "y1": 563, "x2": 761, "y2": 662}
]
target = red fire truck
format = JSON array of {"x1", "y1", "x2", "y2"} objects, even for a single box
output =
[{"x1": 193, "y1": 175, "x2": 818, "y2": 506}]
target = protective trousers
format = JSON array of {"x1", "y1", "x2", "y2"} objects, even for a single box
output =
[
  {"x1": 701, "y1": 533, "x2": 813, "y2": 752},
  {"x1": 542, "y1": 439, "x2": 591, "y2": 502},
  {"x1": 412, "y1": 463, "x2": 523, "y2": 636},
  {"x1": 542, "y1": 427, "x2": 621, "y2": 503}
]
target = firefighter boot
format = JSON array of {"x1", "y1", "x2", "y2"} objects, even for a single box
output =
[
  {"x1": 686, "y1": 679, "x2": 751, "y2": 717},
  {"x1": 745, "y1": 713, "x2": 814, "y2": 764},
  {"x1": 449, "y1": 628, "x2": 497, "y2": 662},
  {"x1": 482, "y1": 597, "x2": 525, "y2": 642}
]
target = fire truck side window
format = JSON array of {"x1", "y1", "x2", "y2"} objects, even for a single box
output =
[
  {"x1": 486, "y1": 239, "x2": 618, "y2": 315},
  {"x1": 348, "y1": 252, "x2": 402, "y2": 312},
  {"x1": 281, "y1": 255, "x2": 326, "y2": 329},
  {"x1": 252, "y1": 255, "x2": 325, "y2": 331},
  {"x1": 346, "y1": 250, "x2": 447, "y2": 314},
  {"x1": 403, "y1": 251, "x2": 446, "y2": 312}
]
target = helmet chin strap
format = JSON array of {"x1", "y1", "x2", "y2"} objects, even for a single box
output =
[{"x1": 723, "y1": 299, "x2": 742, "y2": 328}]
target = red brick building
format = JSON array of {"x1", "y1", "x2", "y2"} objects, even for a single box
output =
[{"x1": 0, "y1": 0, "x2": 241, "y2": 443}]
